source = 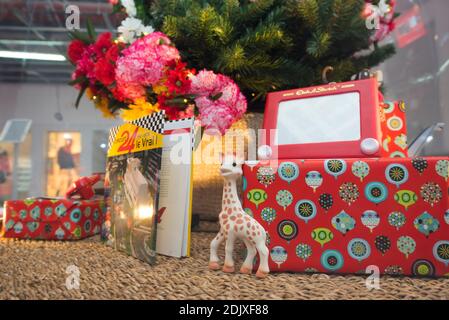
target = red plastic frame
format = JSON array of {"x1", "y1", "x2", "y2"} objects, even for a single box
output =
[{"x1": 263, "y1": 78, "x2": 381, "y2": 159}]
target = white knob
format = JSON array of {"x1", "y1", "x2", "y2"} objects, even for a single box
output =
[
  {"x1": 258, "y1": 145, "x2": 273, "y2": 160},
  {"x1": 361, "y1": 138, "x2": 380, "y2": 155}
]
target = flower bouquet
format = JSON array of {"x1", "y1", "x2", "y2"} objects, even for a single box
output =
[{"x1": 68, "y1": 23, "x2": 247, "y2": 135}]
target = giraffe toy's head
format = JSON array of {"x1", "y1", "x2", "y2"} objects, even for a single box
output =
[{"x1": 219, "y1": 153, "x2": 244, "y2": 180}]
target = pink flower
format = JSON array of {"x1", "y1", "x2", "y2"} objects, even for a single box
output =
[
  {"x1": 190, "y1": 70, "x2": 247, "y2": 134},
  {"x1": 115, "y1": 32, "x2": 180, "y2": 100}
]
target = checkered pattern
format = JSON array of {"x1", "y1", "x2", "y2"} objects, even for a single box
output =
[
  {"x1": 130, "y1": 111, "x2": 165, "y2": 134},
  {"x1": 107, "y1": 111, "x2": 166, "y2": 150}
]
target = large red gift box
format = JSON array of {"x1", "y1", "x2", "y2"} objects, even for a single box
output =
[
  {"x1": 243, "y1": 157, "x2": 449, "y2": 277},
  {"x1": 1, "y1": 197, "x2": 105, "y2": 240}
]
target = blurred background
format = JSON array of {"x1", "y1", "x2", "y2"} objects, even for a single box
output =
[{"x1": 0, "y1": 0, "x2": 448, "y2": 203}]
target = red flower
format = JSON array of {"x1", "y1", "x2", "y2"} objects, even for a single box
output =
[
  {"x1": 157, "y1": 94, "x2": 178, "y2": 120},
  {"x1": 165, "y1": 61, "x2": 192, "y2": 95},
  {"x1": 94, "y1": 32, "x2": 113, "y2": 57},
  {"x1": 95, "y1": 57, "x2": 115, "y2": 86},
  {"x1": 67, "y1": 39, "x2": 87, "y2": 63},
  {"x1": 94, "y1": 44, "x2": 121, "y2": 87}
]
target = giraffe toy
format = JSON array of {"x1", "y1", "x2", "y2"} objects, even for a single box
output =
[{"x1": 209, "y1": 153, "x2": 270, "y2": 278}]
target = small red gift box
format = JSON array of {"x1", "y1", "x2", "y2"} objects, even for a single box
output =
[
  {"x1": 379, "y1": 100, "x2": 408, "y2": 158},
  {"x1": 1, "y1": 197, "x2": 105, "y2": 240},
  {"x1": 243, "y1": 157, "x2": 449, "y2": 277}
]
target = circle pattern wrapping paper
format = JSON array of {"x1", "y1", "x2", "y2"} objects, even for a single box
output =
[
  {"x1": 2, "y1": 198, "x2": 105, "y2": 240},
  {"x1": 243, "y1": 157, "x2": 449, "y2": 277}
]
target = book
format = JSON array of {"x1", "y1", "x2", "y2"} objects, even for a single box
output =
[
  {"x1": 106, "y1": 112, "x2": 165, "y2": 265},
  {"x1": 157, "y1": 118, "x2": 195, "y2": 258}
]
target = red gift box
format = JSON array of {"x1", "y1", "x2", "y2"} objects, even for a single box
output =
[
  {"x1": 1, "y1": 197, "x2": 105, "y2": 240},
  {"x1": 243, "y1": 157, "x2": 449, "y2": 277},
  {"x1": 379, "y1": 100, "x2": 408, "y2": 158}
]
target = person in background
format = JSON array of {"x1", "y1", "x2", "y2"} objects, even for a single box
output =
[
  {"x1": 0, "y1": 149, "x2": 11, "y2": 185},
  {"x1": 57, "y1": 138, "x2": 77, "y2": 196}
]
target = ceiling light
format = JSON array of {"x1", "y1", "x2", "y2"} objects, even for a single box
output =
[{"x1": 0, "y1": 50, "x2": 66, "y2": 61}]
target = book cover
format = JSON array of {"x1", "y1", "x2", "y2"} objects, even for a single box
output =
[{"x1": 106, "y1": 112, "x2": 165, "y2": 265}]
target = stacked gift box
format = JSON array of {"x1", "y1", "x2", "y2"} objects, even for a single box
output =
[
  {"x1": 243, "y1": 78, "x2": 449, "y2": 277},
  {"x1": 1, "y1": 175, "x2": 106, "y2": 240}
]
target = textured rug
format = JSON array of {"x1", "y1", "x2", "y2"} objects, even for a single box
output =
[{"x1": 0, "y1": 231, "x2": 449, "y2": 300}]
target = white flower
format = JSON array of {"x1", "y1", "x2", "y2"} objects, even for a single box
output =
[
  {"x1": 120, "y1": 0, "x2": 136, "y2": 17},
  {"x1": 117, "y1": 17, "x2": 155, "y2": 43}
]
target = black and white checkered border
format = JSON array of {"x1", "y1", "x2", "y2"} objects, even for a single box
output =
[
  {"x1": 130, "y1": 111, "x2": 165, "y2": 134},
  {"x1": 108, "y1": 111, "x2": 166, "y2": 150}
]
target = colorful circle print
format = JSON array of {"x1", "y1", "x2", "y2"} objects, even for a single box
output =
[
  {"x1": 312, "y1": 227, "x2": 333, "y2": 247},
  {"x1": 324, "y1": 159, "x2": 347, "y2": 179},
  {"x1": 247, "y1": 189, "x2": 267, "y2": 208},
  {"x1": 385, "y1": 265, "x2": 403, "y2": 276},
  {"x1": 420, "y1": 182, "x2": 442, "y2": 207},
  {"x1": 331, "y1": 211, "x2": 356, "y2": 235},
  {"x1": 84, "y1": 220, "x2": 92, "y2": 233},
  {"x1": 320, "y1": 250, "x2": 344, "y2": 272},
  {"x1": 277, "y1": 220, "x2": 298, "y2": 242},
  {"x1": 348, "y1": 238, "x2": 371, "y2": 262},
  {"x1": 270, "y1": 246, "x2": 288, "y2": 268},
  {"x1": 296, "y1": 243, "x2": 312, "y2": 262},
  {"x1": 352, "y1": 161, "x2": 370, "y2": 182},
  {"x1": 397, "y1": 236, "x2": 416, "y2": 258},
  {"x1": 70, "y1": 209, "x2": 82, "y2": 223},
  {"x1": 375, "y1": 235, "x2": 391, "y2": 255},
  {"x1": 295, "y1": 200, "x2": 317, "y2": 223},
  {"x1": 433, "y1": 240, "x2": 449, "y2": 266},
  {"x1": 394, "y1": 190, "x2": 417, "y2": 210},
  {"x1": 278, "y1": 162, "x2": 299, "y2": 184},
  {"x1": 413, "y1": 212, "x2": 440, "y2": 237},
  {"x1": 361, "y1": 210, "x2": 380, "y2": 232},
  {"x1": 383, "y1": 101, "x2": 395, "y2": 114},
  {"x1": 257, "y1": 166, "x2": 276, "y2": 188},
  {"x1": 412, "y1": 259, "x2": 435, "y2": 277},
  {"x1": 305, "y1": 171, "x2": 323, "y2": 192},
  {"x1": 435, "y1": 159, "x2": 449, "y2": 181},
  {"x1": 387, "y1": 116, "x2": 403, "y2": 131},
  {"x1": 385, "y1": 164, "x2": 409, "y2": 188},
  {"x1": 276, "y1": 190, "x2": 293, "y2": 210},
  {"x1": 390, "y1": 151, "x2": 406, "y2": 158},
  {"x1": 365, "y1": 182, "x2": 388, "y2": 204},
  {"x1": 388, "y1": 211, "x2": 406, "y2": 230},
  {"x1": 412, "y1": 158, "x2": 428, "y2": 175},
  {"x1": 261, "y1": 207, "x2": 277, "y2": 224},
  {"x1": 319, "y1": 193, "x2": 333, "y2": 212},
  {"x1": 339, "y1": 182, "x2": 359, "y2": 206},
  {"x1": 445, "y1": 210, "x2": 449, "y2": 225}
]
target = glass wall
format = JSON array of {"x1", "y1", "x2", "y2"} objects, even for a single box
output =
[{"x1": 45, "y1": 132, "x2": 81, "y2": 197}]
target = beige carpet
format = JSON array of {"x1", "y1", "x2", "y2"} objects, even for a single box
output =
[{"x1": 0, "y1": 231, "x2": 449, "y2": 300}]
